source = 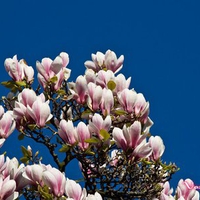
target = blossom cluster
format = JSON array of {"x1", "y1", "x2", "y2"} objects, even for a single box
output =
[
  {"x1": 0, "y1": 152, "x2": 102, "y2": 199},
  {"x1": 0, "y1": 50, "x2": 199, "y2": 199}
]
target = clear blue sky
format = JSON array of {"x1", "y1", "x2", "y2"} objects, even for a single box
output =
[{"x1": 0, "y1": 0, "x2": 200, "y2": 190}]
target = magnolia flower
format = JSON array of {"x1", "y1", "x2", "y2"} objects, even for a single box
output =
[
  {"x1": 158, "y1": 181, "x2": 174, "y2": 200},
  {"x1": 84, "y1": 50, "x2": 124, "y2": 73},
  {"x1": 88, "y1": 113, "x2": 111, "y2": 139},
  {"x1": 65, "y1": 178, "x2": 86, "y2": 200},
  {"x1": 0, "y1": 176, "x2": 18, "y2": 200},
  {"x1": 149, "y1": 136, "x2": 165, "y2": 160},
  {"x1": 117, "y1": 88, "x2": 137, "y2": 113},
  {"x1": 0, "y1": 111, "x2": 16, "y2": 139},
  {"x1": 96, "y1": 70, "x2": 115, "y2": 89},
  {"x1": 58, "y1": 120, "x2": 77, "y2": 145},
  {"x1": 2, "y1": 157, "x2": 27, "y2": 191},
  {"x1": 118, "y1": 89, "x2": 149, "y2": 122},
  {"x1": 4, "y1": 55, "x2": 34, "y2": 82},
  {"x1": 87, "y1": 82, "x2": 103, "y2": 111},
  {"x1": 176, "y1": 179, "x2": 199, "y2": 200},
  {"x1": 100, "y1": 89, "x2": 114, "y2": 116},
  {"x1": 27, "y1": 99, "x2": 52, "y2": 127},
  {"x1": 114, "y1": 73, "x2": 131, "y2": 94},
  {"x1": 70, "y1": 75, "x2": 88, "y2": 104},
  {"x1": 42, "y1": 167, "x2": 66, "y2": 197},
  {"x1": 76, "y1": 122, "x2": 91, "y2": 150},
  {"x1": 113, "y1": 121, "x2": 143, "y2": 150},
  {"x1": 36, "y1": 52, "x2": 71, "y2": 90},
  {"x1": 13, "y1": 89, "x2": 52, "y2": 128},
  {"x1": 23, "y1": 164, "x2": 45, "y2": 186}
]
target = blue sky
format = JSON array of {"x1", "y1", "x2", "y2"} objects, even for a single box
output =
[{"x1": 0, "y1": 0, "x2": 200, "y2": 191}]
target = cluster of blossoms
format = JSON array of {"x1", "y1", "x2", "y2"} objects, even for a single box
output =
[
  {"x1": 0, "y1": 151, "x2": 102, "y2": 199},
  {"x1": 0, "y1": 50, "x2": 199, "y2": 199}
]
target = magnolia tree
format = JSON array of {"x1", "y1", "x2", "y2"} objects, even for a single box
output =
[{"x1": 0, "y1": 50, "x2": 199, "y2": 200}]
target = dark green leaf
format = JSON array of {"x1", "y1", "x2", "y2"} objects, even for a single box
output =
[{"x1": 18, "y1": 133, "x2": 24, "y2": 140}]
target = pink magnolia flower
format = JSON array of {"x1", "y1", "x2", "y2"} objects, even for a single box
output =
[
  {"x1": 96, "y1": 70, "x2": 115, "y2": 89},
  {"x1": 131, "y1": 140, "x2": 152, "y2": 160},
  {"x1": 69, "y1": 75, "x2": 88, "y2": 104},
  {"x1": 158, "y1": 181, "x2": 174, "y2": 200},
  {"x1": 42, "y1": 167, "x2": 66, "y2": 197},
  {"x1": 117, "y1": 88, "x2": 137, "y2": 113},
  {"x1": 36, "y1": 52, "x2": 71, "y2": 90},
  {"x1": 113, "y1": 121, "x2": 144, "y2": 150},
  {"x1": 0, "y1": 176, "x2": 18, "y2": 200},
  {"x1": 2, "y1": 157, "x2": 27, "y2": 191},
  {"x1": 88, "y1": 113, "x2": 111, "y2": 139},
  {"x1": 13, "y1": 89, "x2": 51, "y2": 128},
  {"x1": 176, "y1": 179, "x2": 199, "y2": 200},
  {"x1": 87, "y1": 82, "x2": 103, "y2": 111},
  {"x1": 118, "y1": 89, "x2": 149, "y2": 122},
  {"x1": 84, "y1": 50, "x2": 124, "y2": 73},
  {"x1": 27, "y1": 99, "x2": 52, "y2": 127},
  {"x1": 4, "y1": 55, "x2": 34, "y2": 82},
  {"x1": 114, "y1": 74, "x2": 131, "y2": 94},
  {"x1": 134, "y1": 93, "x2": 149, "y2": 119},
  {"x1": 23, "y1": 164, "x2": 45, "y2": 186},
  {"x1": 58, "y1": 119, "x2": 77, "y2": 145},
  {"x1": 149, "y1": 136, "x2": 165, "y2": 161},
  {"x1": 0, "y1": 111, "x2": 16, "y2": 139},
  {"x1": 65, "y1": 178, "x2": 87, "y2": 200},
  {"x1": 100, "y1": 89, "x2": 114, "y2": 116},
  {"x1": 76, "y1": 122, "x2": 91, "y2": 150},
  {"x1": 85, "y1": 69, "x2": 96, "y2": 83}
]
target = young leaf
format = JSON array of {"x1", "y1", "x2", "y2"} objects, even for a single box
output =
[
  {"x1": 15, "y1": 81, "x2": 26, "y2": 87},
  {"x1": 59, "y1": 144, "x2": 70, "y2": 152},
  {"x1": 85, "y1": 137, "x2": 100, "y2": 144},
  {"x1": 21, "y1": 145, "x2": 30, "y2": 157},
  {"x1": 107, "y1": 80, "x2": 116, "y2": 90},
  {"x1": 20, "y1": 156, "x2": 29, "y2": 164},
  {"x1": 49, "y1": 76, "x2": 58, "y2": 83},
  {"x1": 100, "y1": 129, "x2": 110, "y2": 141}
]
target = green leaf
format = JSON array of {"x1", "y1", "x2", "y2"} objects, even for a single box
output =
[
  {"x1": 38, "y1": 185, "x2": 53, "y2": 200},
  {"x1": 59, "y1": 144, "x2": 70, "y2": 153},
  {"x1": 85, "y1": 137, "x2": 100, "y2": 144},
  {"x1": 18, "y1": 133, "x2": 24, "y2": 140},
  {"x1": 81, "y1": 110, "x2": 92, "y2": 119},
  {"x1": 28, "y1": 124, "x2": 36, "y2": 131},
  {"x1": 85, "y1": 149, "x2": 95, "y2": 155},
  {"x1": 49, "y1": 76, "x2": 58, "y2": 83},
  {"x1": 20, "y1": 156, "x2": 29, "y2": 164},
  {"x1": 115, "y1": 109, "x2": 127, "y2": 115},
  {"x1": 107, "y1": 80, "x2": 116, "y2": 90},
  {"x1": 21, "y1": 145, "x2": 30, "y2": 157},
  {"x1": 1, "y1": 80, "x2": 18, "y2": 92},
  {"x1": 56, "y1": 89, "x2": 66, "y2": 95},
  {"x1": 100, "y1": 129, "x2": 110, "y2": 141},
  {"x1": 15, "y1": 81, "x2": 26, "y2": 87}
]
